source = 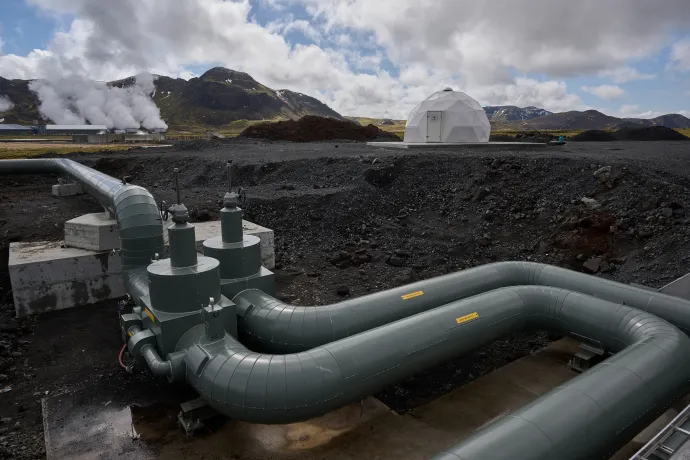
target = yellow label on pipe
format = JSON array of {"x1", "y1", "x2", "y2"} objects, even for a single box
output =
[
  {"x1": 144, "y1": 308, "x2": 155, "y2": 323},
  {"x1": 401, "y1": 291, "x2": 424, "y2": 300},
  {"x1": 456, "y1": 312, "x2": 479, "y2": 325}
]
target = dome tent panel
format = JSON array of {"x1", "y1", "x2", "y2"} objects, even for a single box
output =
[{"x1": 403, "y1": 89, "x2": 491, "y2": 143}]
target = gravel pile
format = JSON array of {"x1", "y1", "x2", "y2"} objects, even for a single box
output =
[
  {"x1": 615, "y1": 126, "x2": 689, "y2": 141},
  {"x1": 572, "y1": 126, "x2": 689, "y2": 142},
  {"x1": 239, "y1": 115, "x2": 400, "y2": 142},
  {"x1": 571, "y1": 130, "x2": 617, "y2": 142}
]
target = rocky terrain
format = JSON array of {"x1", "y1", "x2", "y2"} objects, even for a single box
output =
[{"x1": 1, "y1": 139, "x2": 690, "y2": 458}]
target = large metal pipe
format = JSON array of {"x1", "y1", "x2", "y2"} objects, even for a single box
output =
[
  {"x1": 187, "y1": 286, "x2": 690, "y2": 460},
  {"x1": 235, "y1": 261, "x2": 690, "y2": 352},
  {"x1": 0, "y1": 159, "x2": 164, "y2": 298}
]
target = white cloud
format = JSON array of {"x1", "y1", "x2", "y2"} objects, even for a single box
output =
[
  {"x1": 612, "y1": 104, "x2": 662, "y2": 118},
  {"x1": 0, "y1": 96, "x2": 13, "y2": 112},
  {"x1": 669, "y1": 39, "x2": 690, "y2": 72},
  {"x1": 599, "y1": 66, "x2": 656, "y2": 83},
  {"x1": 582, "y1": 84, "x2": 626, "y2": 101},
  {"x1": 0, "y1": 0, "x2": 688, "y2": 118}
]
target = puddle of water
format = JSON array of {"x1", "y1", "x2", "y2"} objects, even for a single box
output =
[{"x1": 43, "y1": 396, "x2": 153, "y2": 460}]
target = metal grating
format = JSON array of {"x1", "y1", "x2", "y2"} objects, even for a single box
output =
[{"x1": 632, "y1": 403, "x2": 690, "y2": 459}]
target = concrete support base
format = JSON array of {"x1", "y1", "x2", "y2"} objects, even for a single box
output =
[
  {"x1": 51, "y1": 182, "x2": 83, "y2": 197},
  {"x1": 367, "y1": 141, "x2": 548, "y2": 150},
  {"x1": 64, "y1": 212, "x2": 120, "y2": 251},
  {"x1": 191, "y1": 220, "x2": 275, "y2": 270},
  {"x1": 9, "y1": 241, "x2": 125, "y2": 317},
  {"x1": 9, "y1": 217, "x2": 275, "y2": 317}
]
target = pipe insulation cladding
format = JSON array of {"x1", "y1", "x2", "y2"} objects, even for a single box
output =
[
  {"x1": 188, "y1": 286, "x2": 690, "y2": 460},
  {"x1": 235, "y1": 261, "x2": 690, "y2": 353}
]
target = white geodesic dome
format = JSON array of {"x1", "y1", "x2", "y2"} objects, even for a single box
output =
[{"x1": 403, "y1": 89, "x2": 491, "y2": 143}]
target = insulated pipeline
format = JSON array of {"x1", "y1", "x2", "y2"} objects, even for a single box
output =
[
  {"x1": 0, "y1": 159, "x2": 163, "y2": 300},
  {"x1": 235, "y1": 261, "x2": 690, "y2": 352},
  {"x1": 187, "y1": 286, "x2": 690, "y2": 460}
]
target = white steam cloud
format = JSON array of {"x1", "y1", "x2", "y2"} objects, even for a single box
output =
[
  {"x1": 28, "y1": 73, "x2": 167, "y2": 130},
  {"x1": 0, "y1": 96, "x2": 13, "y2": 112}
]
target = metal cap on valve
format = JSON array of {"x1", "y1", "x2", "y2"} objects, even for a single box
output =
[{"x1": 169, "y1": 168, "x2": 190, "y2": 224}]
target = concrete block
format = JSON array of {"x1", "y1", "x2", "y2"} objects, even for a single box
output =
[
  {"x1": 64, "y1": 212, "x2": 120, "y2": 251},
  {"x1": 9, "y1": 241, "x2": 125, "y2": 317},
  {"x1": 190, "y1": 220, "x2": 275, "y2": 269},
  {"x1": 51, "y1": 183, "x2": 83, "y2": 197}
]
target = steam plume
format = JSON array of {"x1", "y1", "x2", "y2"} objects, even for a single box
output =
[
  {"x1": 28, "y1": 73, "x2": 167, "y2": 130},
  {"x1": 0, "y1": 96, "x2": 13, "y2": 112}
]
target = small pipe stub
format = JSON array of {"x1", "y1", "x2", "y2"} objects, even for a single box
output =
[
  {"x1": 169, "y1": 168, "x2": 190, "y2": 223},
  {"x1": 224, "y1": 161, "x2": 239, "y2": 208}
]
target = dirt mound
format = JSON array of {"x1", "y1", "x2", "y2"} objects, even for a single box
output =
[
  {"x1": 239, "y1": 115, "x2": 400, "y2": 142},
  {"x1": 570, "y1": 130, "x2": 617, "y2": 142},
  {"x1": 174, "y1": 138, "x2": 224, "y2": 151},
  {"x1": 513, "y1": 130, "x2": 557, "y2": 142},
  {"x1": 614, "y1": 126, "x2": 690, "y2": 141}
]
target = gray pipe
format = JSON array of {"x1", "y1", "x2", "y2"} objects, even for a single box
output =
[
  {"x1": 140, "y1": 344, "x2": 173, "y2": 378},
  {"x1": 235, "y1": 261, "x2": 690, "y2": 352},
  {"x1": 0, "y1": 159, "x2": 163, "y2": 299},
  {"x1": 186, "y1": 286, "x2": 690, "y2": 460}
]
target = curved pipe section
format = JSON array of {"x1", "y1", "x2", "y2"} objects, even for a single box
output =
[
  {"x1": 235, "y1": 261, "x2": 690, "y2": 352},
  {"x1": 188, "y1": 286, "x2": 690, "y2": 460},
  {"x1": 0, "y1": 159, "x2": 163, "y2": 298}
]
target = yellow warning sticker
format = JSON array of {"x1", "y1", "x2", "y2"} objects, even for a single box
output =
[
  {"x1": 144, "y1": 308, "x2": 155, "y2": 323},
  {"x1": 401, "y1": 290, "x2": 424, "y2": 300},
  {"x1": 456, "y1": 312, "x2": 479, "y2": 325}
]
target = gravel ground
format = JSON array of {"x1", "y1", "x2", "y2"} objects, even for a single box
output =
[{"x1": 1, "y1": 139, "x2": 690, "y2": 458}]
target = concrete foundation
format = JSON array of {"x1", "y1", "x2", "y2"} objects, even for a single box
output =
[
  {"x1": 64, "y1": 212, "x2": 120, "y2": 251},
  {"x1": 9, "y1": 218, "x2": 275, "y2": 317},
  {"x1": 190, "y1": 220, "x2": 275, "y2": 270},
  {"x1": 367, "y1": 141, "x2": 549, "y2": 150},
  {"x1": 41, "y1": 338, "x2": 685, "y2": 459},
  {"x1": 9, "y1": 241, "x2": 125, "y2": 317},
  {"x1": 51, "y1": 182, "x2": 83, "y2": 197}
]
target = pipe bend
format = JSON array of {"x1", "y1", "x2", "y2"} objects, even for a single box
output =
[
  {"x1": 235, "y1": 261, "x2": 690, "y2": 353},
  {"x1": 0, "y1": 158, "x2": 164, "y2": 300},
  {"x1": 190, "y1": 285, "x2": 690, "y2": 460},
  {"x1": 141, "y1": 344, "x2": 173, "y2": 378}
]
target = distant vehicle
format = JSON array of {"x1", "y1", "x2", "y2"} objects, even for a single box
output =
[{"x1": 548, "y1": 135, "x2": 567, "y2": 146}]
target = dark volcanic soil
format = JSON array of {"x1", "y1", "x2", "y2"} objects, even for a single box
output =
[
  {"x1": 239, "y1": 115, "x2": 400, "y2": 142},
  {"x1": 2, "y1": 139, "x2": 690, "y2": 458}
]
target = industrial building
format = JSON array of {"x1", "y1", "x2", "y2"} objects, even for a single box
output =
[
  {"x1": 0, "y1": 124, "x2": 35, "y2": 135},
  {"x1": 72, "y1": 132, "x2": 167, "y2": 144},
  {"x1": 40, "y1": 125, "x2": 108, "y2": 135}
]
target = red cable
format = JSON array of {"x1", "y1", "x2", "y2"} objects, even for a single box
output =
[{"x1": 118, "y1": 343, "x2": 128, "y2": 371}]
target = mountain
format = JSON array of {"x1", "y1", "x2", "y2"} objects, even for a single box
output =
[
  {"x1": 0, "y1": 67, "x2": 342, "y2": 129},
  {"x1": 0, "y1": 77, "x2": 41, "y2": 124},
  {"x1": 112, "y1": 67, "x2": 343, "y2": 128},
  {"x1": 484, "y1": 105, "x2": 552, "y2": 122},
  {"x1": 500, "y1": 109, "x2": 690, "y2": 130}
]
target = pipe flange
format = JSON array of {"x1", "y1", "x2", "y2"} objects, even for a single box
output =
[
  {"x1": 119, "y1": 313, "x2": 142, "y2": 342},
  {"x1": 168, "y1": 203, "x2": 189, "y2": 224},
  {"x1": 128, "y1": 329, "x2": 157, "y2": 358}
]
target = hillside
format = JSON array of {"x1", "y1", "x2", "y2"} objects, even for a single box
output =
[
  {"x1": 0, "y1": 77, "x2": 41, "y2": 124},
  {"x1": 500, "y1": 109, "x2": 690, "y2": 130},
  {"x1": 0, "y1": 67, "x2": 343, "y2": 129},
  {"x1": 484, "y1": 105, "x2": 552, "y2": 122}
]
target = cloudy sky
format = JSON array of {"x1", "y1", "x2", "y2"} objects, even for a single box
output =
[{"x1": 1, "y1": 0, "x2": 689, "y2": 119}]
